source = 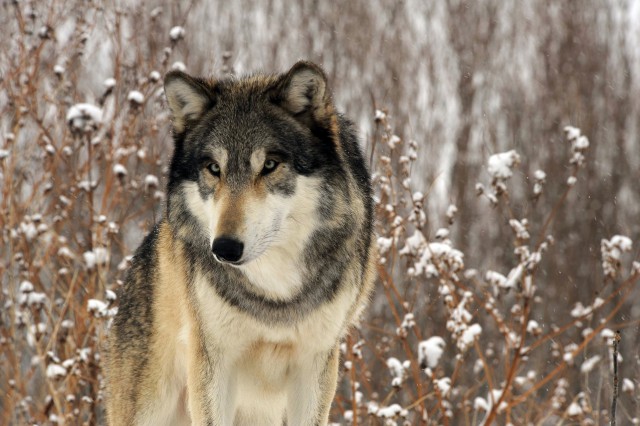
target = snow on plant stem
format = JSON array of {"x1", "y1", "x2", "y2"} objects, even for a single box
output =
[
  {"x1": 127, "y1": 90, "x2": 145, "y2": 105},
  {"x1": 487, "y1": 150, "x2": 521, "y2": 181},
  {"x1": 66, "y1": 103, "x2": 102, "y2": 132},
  {"x1": 418, "y1": 337, "x2": 446, "y2": 369},
  {"x1": 169, "y1": 26, "x2": 185, "y2": 41}
]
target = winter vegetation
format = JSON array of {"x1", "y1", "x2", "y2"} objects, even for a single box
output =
[{"x1": 1, "y1": 1, "x2": 640, "y2": 425}]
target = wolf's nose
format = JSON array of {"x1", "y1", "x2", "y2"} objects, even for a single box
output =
[{"x1": 212, "y1": 237, "x2": 244, "y2": 263}]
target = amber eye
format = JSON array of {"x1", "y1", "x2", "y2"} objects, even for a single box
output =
[
  {"x1": 261, "y1": 159, "x2": 279, "y2": 175},
  {"x1": 208, "y1": 162, "x2": 221, "y2": 177}
]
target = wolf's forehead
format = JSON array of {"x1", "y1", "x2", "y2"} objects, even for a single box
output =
[
  {"x1": 204, "y1": 119, "x2": 278, "y2": 155},
  {"x1": 214, "y1": 75, "x2": 278, "y2": 106},
  {"x1": 222, "y1": 74, "x2": 278, "y2": 93}
]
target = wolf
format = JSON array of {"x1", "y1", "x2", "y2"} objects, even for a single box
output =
[{"x1": 105, "y1": 61, "x2": 376, "y2": 425}]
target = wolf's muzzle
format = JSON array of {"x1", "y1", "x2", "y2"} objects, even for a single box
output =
[{"x1": 212, "y1": 237, "x2": 244, "y2": 263}]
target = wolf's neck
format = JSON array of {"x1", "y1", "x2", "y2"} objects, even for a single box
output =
[{"x1": 237, "y1": 243, "x2": 306, "y2": 301}]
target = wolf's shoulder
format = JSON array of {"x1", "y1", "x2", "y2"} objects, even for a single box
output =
[{"x1": 111, "y1": 222, "x2": 163, "y2": 345}]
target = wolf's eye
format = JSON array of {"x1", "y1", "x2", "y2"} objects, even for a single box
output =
[
  {"x1": 207, "y1": 162, "x2": 221, "y2": 177},
  {"x1": 261, "y1": 159, "x2": 279, "y2": 175}
]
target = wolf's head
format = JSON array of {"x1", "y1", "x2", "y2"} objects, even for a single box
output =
[{"x1": 163, "y1": 62, "x2": 359, "y2": 287}]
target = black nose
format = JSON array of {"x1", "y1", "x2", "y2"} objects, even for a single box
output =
[{"x1": 211, "y1": 237, "x2": 244, "y2": 263}]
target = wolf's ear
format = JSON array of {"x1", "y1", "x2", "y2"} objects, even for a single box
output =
[
  {"x1": 271, "y1": 61, "x2": 333, "y2": 126},
  {"x1": 164, "y1": 71, "x2": 214, "y2": 133}
]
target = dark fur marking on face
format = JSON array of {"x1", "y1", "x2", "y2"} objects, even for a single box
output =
[
  {"x1": 261, "y1": 163, "x2": 296, "y2": 197},
  {"x1": 268, "y1": 176, "x2": 296, "y2": 197},
  {"x1": 198, "y1": 178, "x2": 215, "y2": 199}
]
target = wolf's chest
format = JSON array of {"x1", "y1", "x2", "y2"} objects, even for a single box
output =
[
  {"x1": 236, "y1": 339, "x2": 296, "y2": 389},
  {"x1": 193, "y1": 271, "x2": 355, "y2": 356}
]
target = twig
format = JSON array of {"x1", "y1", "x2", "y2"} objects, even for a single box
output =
[
  {"x1": 610, "y1": 331, "x2": 621, "y2": 426},
  {"x1": 347, "y1": 334, "x2": 359, "y2": 426}
]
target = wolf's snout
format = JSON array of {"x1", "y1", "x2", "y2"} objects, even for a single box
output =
[{"x1": 212, "y1": 237, "x2": 244, "y2": 263}]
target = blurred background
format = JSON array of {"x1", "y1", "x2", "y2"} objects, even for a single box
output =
[{"x1": 1, "y1": 0, "x2": 639, "y2": 424}]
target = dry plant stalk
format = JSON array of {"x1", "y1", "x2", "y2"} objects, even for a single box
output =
[{"x1": 611, "y1": 331, "x2": 621, "y2": 426}]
